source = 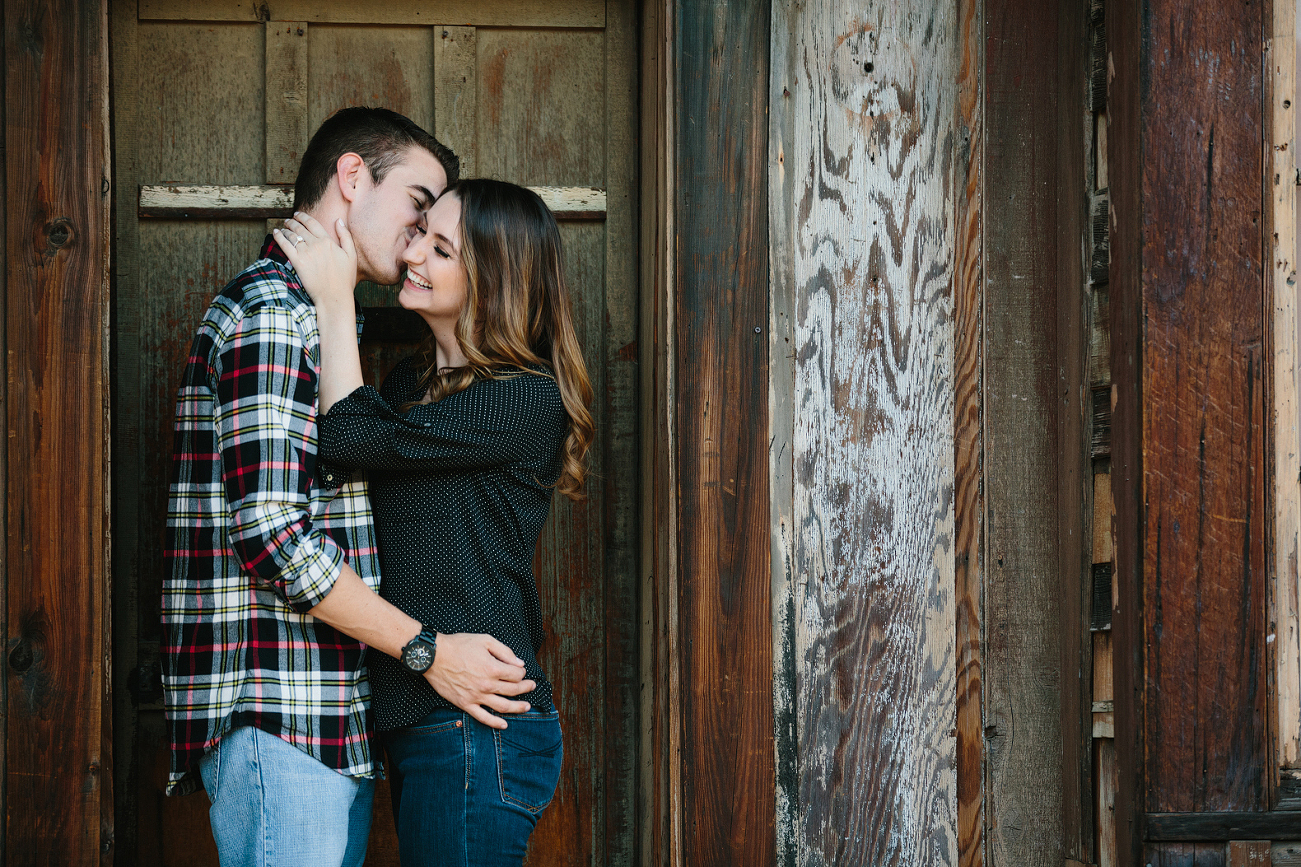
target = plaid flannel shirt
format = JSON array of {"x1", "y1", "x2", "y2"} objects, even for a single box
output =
[{"x1": 163, "y1": 238, "x2": 381, "y2": 795}]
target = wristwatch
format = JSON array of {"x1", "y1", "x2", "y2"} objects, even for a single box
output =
[{"x1": 400, "y1": 627, "x2": 438, "y2": 674}]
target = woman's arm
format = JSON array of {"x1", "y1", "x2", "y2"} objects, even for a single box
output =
[{"x1": 273, "y1": 213, "x2": 366, "y2": 413}]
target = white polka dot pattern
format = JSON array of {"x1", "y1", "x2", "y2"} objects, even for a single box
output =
[{"x1": 318, "y1": 357, "x2": 567, "y2": 731}]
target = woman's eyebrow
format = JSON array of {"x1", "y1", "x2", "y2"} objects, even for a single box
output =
[{"x1": 433, "y1": 231, "x2": 458, "y2": 253}]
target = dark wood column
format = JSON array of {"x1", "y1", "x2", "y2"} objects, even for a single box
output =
[
  {"x1": 1110, "y1": 0, "x2": 1274, "y2": 862},
  {"x1": 674, "y1": 0, "x2": 776, "y2": 864},
  {"x1": 3, "y1": 0, "x2": 112, "y2": 863}
]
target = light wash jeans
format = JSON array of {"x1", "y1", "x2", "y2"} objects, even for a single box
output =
[{"x1": 199, "y1": 725, "x2": 375, "y2": 867}]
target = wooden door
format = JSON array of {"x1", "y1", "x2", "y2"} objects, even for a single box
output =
[{"x1": 108, "y1": 2, "x2": 639, "y2": 864}]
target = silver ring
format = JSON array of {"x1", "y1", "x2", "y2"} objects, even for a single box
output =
[{"x1": 296, "y1": 235, "x2": 305, "y2": 245}]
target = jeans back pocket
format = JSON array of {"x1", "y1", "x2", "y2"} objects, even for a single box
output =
[{"x1": 493, "y1": 713, "x2": 563, "y2": 814}]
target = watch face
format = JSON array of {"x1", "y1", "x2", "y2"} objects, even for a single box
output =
[{"x1": 403, "y1": 641, "x2": 433, "y2": 672}]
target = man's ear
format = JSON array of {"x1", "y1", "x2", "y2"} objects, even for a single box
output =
[{"x1": 334, "y1": 152, "x2": 366, "y2": 204}]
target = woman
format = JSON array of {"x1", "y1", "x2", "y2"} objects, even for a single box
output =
[{"x1": 273, "y1": 179, "x2": 593, "y2": 867}]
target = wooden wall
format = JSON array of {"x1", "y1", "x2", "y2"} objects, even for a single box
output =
[
  {"x1": 1109, "y1": 0, "x2": 1277, "y2": 861},
  {"x1": 3, "y1": 0, "x2": 112, "y2": 864},
  {"x1": 674, "y1": 0, "x2": 776, "y2": 864},
  {"x1": 769, "y1": 1, "x2": 961, "y2": 864}
]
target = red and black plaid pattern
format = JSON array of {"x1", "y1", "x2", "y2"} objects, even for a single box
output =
[{"x1": 162, "y1": 240, "x2": 381, "y2": 795}]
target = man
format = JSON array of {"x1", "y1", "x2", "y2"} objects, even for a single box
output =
[{"x1": 163, "y1": 107, "x2": 534, "y2": 867}]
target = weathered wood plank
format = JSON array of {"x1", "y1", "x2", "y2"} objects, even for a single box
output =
[
  {"x1": 1106, "y1": 0, "x2": 1143, "y2": 857},
  {"x1": 1097, "y1": 738, "x2": 1118, "y2": 867},
  {"x1": 638, "y1": 0, "x2": 680, "y2": 862},
  {"x1": 676, "y1": 0, "x2": 775, "y2": 864},
  {"x1": 1271, "y1": 0, "x2": 1301, "y2": 771},
  {"x1": 5, "y1": 0, "x2": 112, "y2": 862},
  {"x1": 138, "y1": 0, "x2": 604, "y2": 27},
  {"x1": 1141, "y1": 0, "x2": 1269, "y2": 814},
  {"x1": 476, "y1": 29, "x2": 605, "y2": 188},
  {"x1": 1227, "y1": 841, "x2": 1272, "y2": 867},
  {"x1": 954, "y1": 0, "x2": 985, "y2": 864},
  {"x1": 598, "y1": 5, "x2": 639, "y2": 862},
  {"x1": 780, "y1": 1, "x2": 958, "y2": 864},
  {"x1": 264, "y1": 21, "x2": 309, "y2": 184},
  {"x1": 1275, "y1": 841, "x2": 1301, "y2": 865},
  {"x1": 140, "y1": 185, "x2": 608, "y2": 219},
  {"x1": 306, "y1": 23, "x2": 433, "y2": 135},
  {"x1": 1148, "y1": 814, "x2": 1301, "y2": 842},
  {"x1": 1056, "y1": 0, "x2": 1091, "y2": 856},
  {"x1": 433, "y1": 26, "x2": 476, "y2": 178},
  {"x1": 137, "y1": 22, "x2": 265, "y2": 184},
  {"x1": 984, "y1": 0, "x2": 1065, "y2": 862}
]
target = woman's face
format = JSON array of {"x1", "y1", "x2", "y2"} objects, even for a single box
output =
[{"x1": 399, "y1": 192, "x2": 467, "y2": 326}]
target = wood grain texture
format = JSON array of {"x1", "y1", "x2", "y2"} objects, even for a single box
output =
[
  {"x1": 954, "y1": 0, "x2": 985, "y2": 863},
  {"x1": 675, "y1": 0, "x2": 775, "y2": 864},
  {"x1": 1143, "y1": 843, "x2": 1229, "y2": 867},
  {"x1": 984, "y1": 0, "x2": 1065, "y2": 861},
  {"x1": 137, "y1": 22, "x2": 265, "y2": 184},
  {"x1": 5, "y1": 0, "x2": 112, "y2": 862},
  {"x1": 779, "y1": 1, "x2": 958, "y2": 864},
  {"x1": 1097, "y1": 738, "x2": 1118, "y2": 867},
  {"x1": 139, "y1": 185, "x2": 608, "y2": 219},
  {"x1": 1228, "y1": 841, "x2": 1272, "y2": 867},
  {"x1": 1141, "y1": 0, "x2": 1269, "y2": 814},
  {"x1": 1105, "y1": 0, "x2": 1143, "y2": 859},
  {"x1": 1148, "y1": 813, "x2": 1301, "y2": 841},
  {"x1": 476, "y1": 29, "x2": 605, "y2": 188},
  {"x1": 1055, "y1": 0, "x2": 1091, "y2": 856},
  {"x1": 265, "y1": 21, "x2": 308, "y2": 184},
  {"x1": 638, "y1": 0, "x2": 680, "y2": 862},
  {"x1": 138, "y1": 0, "x2": 603, "y2": 27},
  {"x1": 768, "y1": 1, "x2": 800, "y2": 865},
  {"x1": 1271, "y1": 0, "x2": 1301, "y2": 771},
  {"x1": 306, "y1": 24, "x2": 433, "y2": 133},
  {"x1": 434, "y1": 26, "x2": 476, "y2": 177}
]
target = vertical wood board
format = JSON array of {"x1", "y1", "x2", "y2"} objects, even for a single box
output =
[
  {"x1": 5, "y1": 0, "x2": 112, "y2": 862},
  {"x1": 306, "y1": 24, "x2": 434, "y2": 133},
  {"x1": 265, "y1": 21, "x2": 309, "y2": 184},
  {"x1": 954, "y1": 0, "x2": 985, "y2": 863},
  {"x1": 1141, "y1": 0, "x2": 1269, "y2": 813},
  {"x1": 780, "y1": 2, "x2": 958, "y2": 865},
  {"x1": 983, "y1": 0, "x2": 1066, "y2": 862},
  {"x1": 675, "y1": 0, "x2": 776, "y2": 864},
  {"x1": 1272, "y1": 0, "x2": 1301, "y2": 771},
  {"x1": 434, "y1": 26, "x2": 477, "y2": 177}
]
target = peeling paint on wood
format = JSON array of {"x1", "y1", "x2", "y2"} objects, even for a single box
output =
[{"x1": 777, "y1": 1, "x2": 958, "y2": 864}]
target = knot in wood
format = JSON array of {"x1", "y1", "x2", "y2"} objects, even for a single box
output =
[
  {"x1": 45, "y1": 217, "x2": 73, "y2": 252},
  {"x1": 8, "y1": 639, "x2": 33, "y2": 673}
]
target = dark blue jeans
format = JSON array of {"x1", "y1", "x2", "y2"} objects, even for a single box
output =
[{"x1": 383, "y1": 708, "x2": 563, "y2": 867}]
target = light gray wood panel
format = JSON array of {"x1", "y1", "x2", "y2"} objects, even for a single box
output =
[
  {"x1": 779, "y1": 1, "x2": 959, "y2": 864},
  {"x1": 138, "y1": 0, "x2": 604, "y2": 28},
  {"x1": 476, "y1": 29, "x2": 605, "y2": 187},
  {"x1": 266, "y1": 21, "x2": 310, "y2": 184},
  {"x1": 136, "y1": 22, "x2": 265, "y2": 184},
  {"x1": 307, "y1": 25, "x2": 434, "y2": 133},
  {"x1": 435, "y1": 26, "x2": 477, "y2": 177}
]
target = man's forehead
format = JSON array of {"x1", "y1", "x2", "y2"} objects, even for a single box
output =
[{"x1": 386, "y1": 147, "x2": 449, "y2": 195}]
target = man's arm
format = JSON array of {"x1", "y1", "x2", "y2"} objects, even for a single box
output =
[{"x1": 214, "y1": 297, "x2": 532, "y2": 728}]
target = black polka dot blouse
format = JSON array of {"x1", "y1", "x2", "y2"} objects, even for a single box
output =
[{"x1": 317, "y1": 356, "x2": 566, "y2": 732}]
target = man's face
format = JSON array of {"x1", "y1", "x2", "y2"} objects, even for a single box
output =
[{"x1": 347, "y1": 146, "x2": 449, "y2": 285}]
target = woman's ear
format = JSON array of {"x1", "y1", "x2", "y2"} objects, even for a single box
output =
[{"x1": 335, "y1": 152, "x2": 366, "y2": 203}]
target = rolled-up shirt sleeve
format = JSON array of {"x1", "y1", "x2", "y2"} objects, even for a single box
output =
[
  {"x1": 318, "y1": 375, "x2": 562, "y2": 474},
  {"x1": 214, "y1": 303, "x2": 344, "y2": 612}
]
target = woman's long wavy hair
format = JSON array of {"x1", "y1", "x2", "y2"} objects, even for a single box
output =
[{"x1": 407, "y1": 179, "x2": 594, "y2": 499}]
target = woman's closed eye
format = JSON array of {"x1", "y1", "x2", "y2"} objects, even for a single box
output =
[{"x1": 434, "y1": 244, "x2": 452, "y2": 260}]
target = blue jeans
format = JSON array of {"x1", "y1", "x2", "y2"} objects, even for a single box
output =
[
  {"x1": 198, "y1": 725, "x2": 375, "y2": 867},
  {"x1": 384, "y1": 708, "x2": 564, "y2": 867}
]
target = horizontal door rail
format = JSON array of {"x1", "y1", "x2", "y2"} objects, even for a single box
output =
[
  {"x1": 137, "y1": 0, "x2": 604, "y2": 28},
  {"x1": 1145, "y1": 812, "x2": 1301, "y2": 841},
  {"x1": 139, "y1": 184, "x2": 607, "y2": 221}
]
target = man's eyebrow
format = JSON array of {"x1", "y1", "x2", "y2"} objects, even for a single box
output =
[{"x1": 410, "y1": 185, "x2": 436, "y2": 209}]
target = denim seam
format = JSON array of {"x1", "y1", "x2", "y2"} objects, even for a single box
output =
[
  {"x1": 252, "y1": 729, "x2": 270, "y2": 867},
  {"x1": 493, "y1": 727, "x2": 553, "y2": 814}
]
